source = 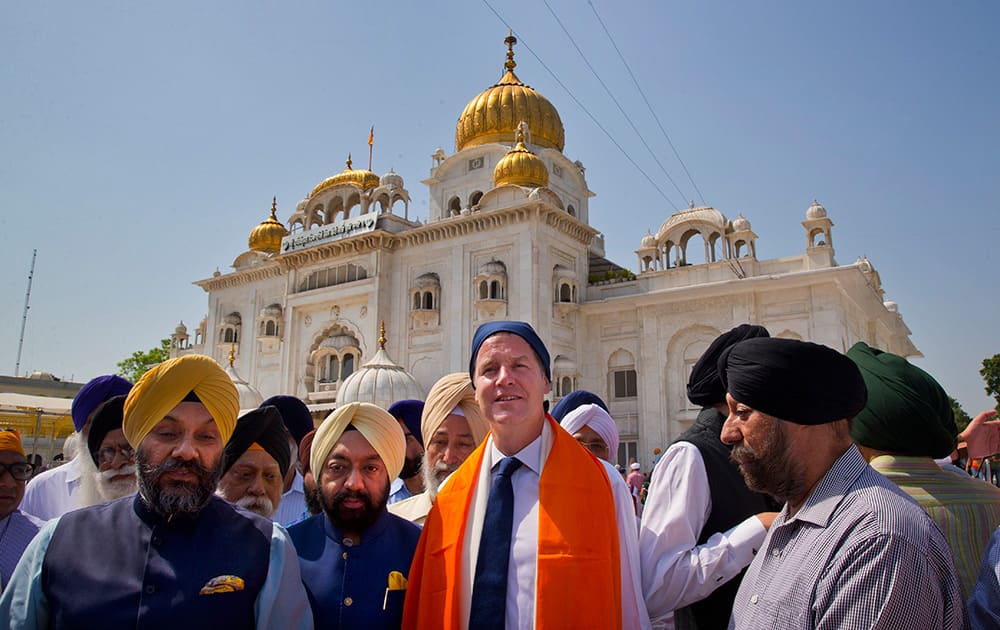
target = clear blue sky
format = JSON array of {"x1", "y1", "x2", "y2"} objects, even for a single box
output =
[{"x1": 2, "y1": 1, "x2": 997, "y2": 414}]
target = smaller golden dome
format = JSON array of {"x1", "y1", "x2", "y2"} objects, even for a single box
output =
[
  {"x1": 249, "y1": 197, "x2": 290, "y2": 254},
  {"x1": 493, "y1": 126, "x2": 549, "y2": 188},
  {"x1": 310, "y1": 155, "x2": 381, "y2": 198}
]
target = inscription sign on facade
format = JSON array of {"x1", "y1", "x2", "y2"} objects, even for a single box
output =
[{"x1": 280, "y1": 213, "x2": 377, "y2": 253}]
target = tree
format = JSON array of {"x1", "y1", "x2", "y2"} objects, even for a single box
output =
[
  {"x1": 950, "y1": 396, "x2": 972, "y2": 434},
  {"x1": 117, "y1": 338, "x2": 171, "y2": 383},
  {"x1": 981, "y1": 354, "x2": 1000, "y2": 411}
]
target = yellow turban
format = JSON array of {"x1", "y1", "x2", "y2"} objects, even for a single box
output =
[
  {"x1": 123, "y1": 354, "x2": 239, "y2": 448},
  {"x1": 311, "y1": 402, "x2": 405, "y2": 481},
  {"x1": 421, "y1": 372, "x2": 490, "y2": 448},
  {"x1": 0, "y1": 428, "x2": 25, "y2": 456}
]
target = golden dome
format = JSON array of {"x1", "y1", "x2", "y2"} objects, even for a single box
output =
[
  {"x1": 249, "y1": 197, "x2": 290, "y2": 254},
  {"x1": 493, "y1": 126, "x2": 549, "y2": 188},
  {"x1": 455, "y1": 32, "x2": 564, "y2": 153},
  {"x1": 310, "y1": 155, "x2": 381, "y2": 198}
]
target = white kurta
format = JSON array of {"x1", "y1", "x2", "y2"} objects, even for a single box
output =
[
  {"x1": 20, "y1": 454, "x2": 85, "y2": 521},
  {"x1": 639, "y1": 442, "x2": 766, "y2": 629}
]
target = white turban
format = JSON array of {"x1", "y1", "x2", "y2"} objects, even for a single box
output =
[
  {"x1": 560, "y1": 403, "x2": 619, "y2": 458},
  {"x1": 311, "y1": 402, "x2": 406, "y2": 481}
]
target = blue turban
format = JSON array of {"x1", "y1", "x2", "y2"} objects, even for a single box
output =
[
  {"x1": 260, "y1": 395, "x2": 314, "y2": 446},
  {"x1": 718, "y1": 337, "x2": 867, "y2": 425},
  {"x1": 469, "y1": 321, "x2": 550, "y2": 385},
  {"x1": 550, "y1": 390, "x2": 609, "y2": 421},
  {"x1": 687, "y1": 324, "x2": 770, "y2": 407},
  {"x1": 73, "y1": 375, "x2": 133, "y2": 432},
  {"x1": 388, "y1": 399, "x2": 426, "y2": 448}
]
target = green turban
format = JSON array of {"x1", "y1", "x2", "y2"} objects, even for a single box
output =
[{"x1": 846, "y1": 342, "x2": 957, "y2": 458}]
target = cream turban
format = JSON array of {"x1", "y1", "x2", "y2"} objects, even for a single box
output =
[
  {"x1": 311, "y1": 402, "x2": 406, "y2": 481},
  {"x1": 421, "y1": 372, "x2": 490, "y2": 448},
  {"x1": 123, "y1": 354, "x2": 239, "y2": 448},
  {"x1": 560, "y1": 403, "x2": 619, "y2": 458}
]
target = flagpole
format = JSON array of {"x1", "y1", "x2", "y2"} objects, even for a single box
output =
[{"x1": 368, "y1": 126, "x2": 374, "y2": 171}]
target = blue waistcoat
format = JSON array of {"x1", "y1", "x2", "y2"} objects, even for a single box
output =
[
  {"x1": 288, "y1": 509, "x2": 420, "y2": 630},
  {"x1": 42, "y1": 494, "x2": 273, "y2": 630}
]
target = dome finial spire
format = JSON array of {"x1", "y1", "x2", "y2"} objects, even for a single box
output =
[
  {"x1": 270, "y1": 196, "x2": 278, "y2": 220},
  {"x1": 378, "y1": 321, "x2": 387, "y2": 349},
  {"x1": 504, "y1": 29, "x2": 517, "y2": 72},
  {"x1": 228, "y1": 343, "x2": 236, "y2": 368},
  {"x1": 346, "y1": 154, "x2": 353, "y2": 170}
]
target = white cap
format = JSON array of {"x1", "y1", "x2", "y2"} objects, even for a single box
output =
[{"x1": 630, "y1": 462, "x2": 641, "y2": 470}]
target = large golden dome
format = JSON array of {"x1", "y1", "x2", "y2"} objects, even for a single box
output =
[
  {"x1": 455, "y1": 32, "x2": 564, "y2": 153},
  {"x1": 493, "y1": 127, "x2": 549, "y2": 188},
  {"x1": 249, "y1": 197, "x2": 290, "y2": 254},
  {"x1": 310, "y1": 155, "x2": 381, "y2": 198}
]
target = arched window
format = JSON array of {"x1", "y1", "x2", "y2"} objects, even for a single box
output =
[
  {"x1": 559, "y1": 284, "x2": 572, "y2": 302},
  {"x1": 479, "y1": 281, "x2": 489, "y2": 299},
  {"x1": 608, "y1": 349, "x2": 638, "y2": 400},
  {"x1": 342, "y1": 354, "x2": 355, "y2": 379},
  {"x1": 489, "y1": 280, "x2": 500, "y2": 299},
  {"x1": 413, "y1": 293, "x2": 422, "y2": 310},
  {"x1": 321, "y1": 355, "x2": 340, "y2": 384},
  {"x1": 448, "y1": 196, "x2": 461, "y2": 216},
  {"x1": 423, "y1": 292, "x2": 434, "y2": 310},
  {"x1": 469, "y1": 191, "x2": 483, "y2": 207}
]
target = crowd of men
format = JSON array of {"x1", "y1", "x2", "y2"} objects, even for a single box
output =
[{"x1": 1, "y1": 320, "x2": 999, "y2": 629}]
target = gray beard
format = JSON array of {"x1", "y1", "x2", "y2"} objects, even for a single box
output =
[{"x1": 421, "y1": 458, "x2": 457, "y2": 500}]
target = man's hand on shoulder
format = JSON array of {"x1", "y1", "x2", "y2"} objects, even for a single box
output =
[{"x1": 755, "y1": 512, "x2": 779, "y2": 529}]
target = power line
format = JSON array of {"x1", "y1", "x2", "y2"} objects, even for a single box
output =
[
  {"x1": 588, "y1": 0, "x2": 707, "y2": 206},
  {"x1": 542, "y1": 0, "x2": 690, "y2": 207},
  {"x1": 481, "y1": 0, "x2": 681, "y2": 209}
]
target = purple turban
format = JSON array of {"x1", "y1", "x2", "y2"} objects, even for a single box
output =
[
  {"x1": 388, "y1": 399, "x2": 426, "y2": 448},
  {"x1": 72, "y1": 375, "x2": 133, "y2": 432}
]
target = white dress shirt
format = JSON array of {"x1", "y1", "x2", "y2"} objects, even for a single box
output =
[
  {"x1": 20, "y1": 454, "x2": 85, "y2": 521},
  {"x1": 639, "y1": 442, "x2": 766, "y2": 629},
  {"x1": 272, "y1": 470, "x2": 308, "y2": 526},
  {"x1": 483, "y1": 432, "x2": 650, "y2": 630}
]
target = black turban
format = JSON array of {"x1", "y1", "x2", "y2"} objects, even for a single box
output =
[
  {"x1": 260, "y1": 395, "x2": 314, "y2": 446},
  {"x1": 718, "y1": 337, "x2": 867, "y2": 425},
  {"x1": 846, "y1": 342, "x2": 957, "y2": 458},
  {"x1": 222, "y1": 406, "x2": 292, "y2": 477},
  {"x1": 687, "y1": 324, "x2": 770, "y2": 407},
  {"x1": 550, "y1": 390, "x2": 609, "y2": 422},
  {"x1": 87, "y1": 395, "x2": 128, "y2": 467}
]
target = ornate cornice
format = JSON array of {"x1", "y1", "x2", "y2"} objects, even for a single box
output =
[
  {"x1": 194, "y1": 262, "x2": 284, "y2": 292},
  {"x1": 197, "y1": 202, "x2": 598, "y2": 292}
]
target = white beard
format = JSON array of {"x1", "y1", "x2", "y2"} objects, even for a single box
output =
[
  {"x1": 75, "y1": 449, "x2": 103, "y2": 508},
  {"x1": 96, "y1": 464, "x2": 138, "y2": 501},
  {"x1": 421, "y1": 459, "x2": 458, "y2": 501}
]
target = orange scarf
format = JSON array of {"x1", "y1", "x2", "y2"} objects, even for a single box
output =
[{"x1": 403, "y1": 415, "x2": 621, "y2": 629}]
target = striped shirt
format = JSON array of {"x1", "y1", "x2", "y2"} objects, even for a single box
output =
[
  {"x1": 871, "y1": 454, "x2": 1000, "y2": 600},
  {"x1": 968, "y1": 525, "x2": 1000, "y2": 629},
  {"x1": 730, "y1": 446, "x2": 966, "y2": 629}
]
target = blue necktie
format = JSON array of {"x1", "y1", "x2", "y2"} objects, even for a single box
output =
[{"x1": 469, "y1": 456, "x2": 523, "y2": 629}]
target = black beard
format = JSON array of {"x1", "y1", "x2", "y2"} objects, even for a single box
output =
[
  {"x1": 399, "y1": 454, "x2": 423, "y2": 480},
  {"x1": 137, "y1": 448, "x2": 221, "y2": 519},
  {"x1": 321, "y1": 481, "x2": 388, "y2": 534}
]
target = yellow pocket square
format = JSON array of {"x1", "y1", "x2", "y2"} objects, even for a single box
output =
[
  {"x1": 383, "y1": 571, "x2": 408, "y2": 609},
  {"x1": 199, "y1": 575, "x2": 245, "y2": 595}
]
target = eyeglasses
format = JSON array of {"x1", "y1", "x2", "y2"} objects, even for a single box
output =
[
  {"x1": 575, "y1": 440, "x2": 609, "y2": 455},
  {"x1": 0, "y1": 461, "x2": 33, "y2": 482},
  {"x1": 97, "y1": 444, "x2": 135, "y2": 465}
]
